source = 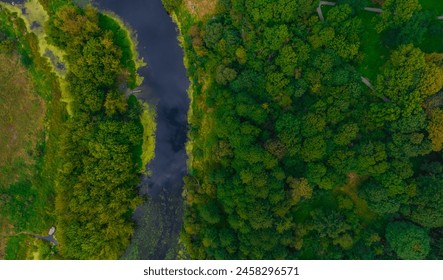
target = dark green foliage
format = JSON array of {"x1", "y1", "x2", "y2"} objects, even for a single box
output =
[
  {"x1": 177, "y1": 0, "x2": 443, "y2": 260},
  {"x1": 359, "y1": 179, "x2": 401, "y2": 215},
  {"x1": 376, "y1": 0, "x2": 422, "y2": 33},
  {"x1": 386, "y1": 221, "x2": 430, "y2": 260},
  {"x1": 407, "y1": 175, "x2": 443, "y2": 228},
  {"x1": 383, "y1": 11, "x2": 434, "y2": 46},
  {"x1": 337, "y1": 0, "x2": 366, "y2": 12}
]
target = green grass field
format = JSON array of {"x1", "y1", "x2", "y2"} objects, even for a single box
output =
[
  {"x1": 420, "y1": 25, "x2": 443, "y2": 54},
  {"x1": 0, "y1": 53, "x2": 45, "y2": 187},
  {"x1": 418, "y1": 0, "x2": 443, "y2": 53},
  {"x1": 0, "y1": 51, "x2": 49, "y2": 259},
  {"x1": 324, "y1": 0, "x2": 443, "y2": 80},
  {"x1": 419, "y1": 0, "x2": 443, "y2": 14},
  {"x1": 0, "y1": 7, "x2": 65, "y2": 259},
  {"x1": 321, "y1": 2, "x2": 389, "y2": 80},
  {"x1": 356, "y1": 12, "x2": 389, "y2": 80}
]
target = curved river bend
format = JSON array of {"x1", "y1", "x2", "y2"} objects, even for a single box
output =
[
  {"x1": 96, "y1": 0, "x2": 189, "y2": 197},
  {"x1": 95, "y1": 0, "x2": 189, "y2": 259},
  {"x1": 3, "y1": 0, "x2": 190, "y2": 259}
]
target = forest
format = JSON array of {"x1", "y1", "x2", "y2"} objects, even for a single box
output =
[
  {"x1": 165, "y1": 0, "x2": 443, "y2": 259},
  {"x1": 44, "y1": 0, "x2": 156, "y2": 259},
  {"x1": 0, "y1": 0, "x2": 155, "y2": 259},
  {"x1": 2, "y1": 0, "x2": 443, "y2": 261}
]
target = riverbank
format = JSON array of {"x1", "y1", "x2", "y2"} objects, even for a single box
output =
[
  {"x1": 0, "y1": 0, "x2": 156, "y2": 259},
  {"x1": 168, "y1": 0, "x2": 443, "y2": 260},
  {"x1": 0, "y1": 2, "x2": 65, "y2": 259},
  {"x1": 94, "y1": 0, "x2": 189, "y2": 259},
  {"x1": 159, "y1": 0, "x2": 218, "y2": 260}
]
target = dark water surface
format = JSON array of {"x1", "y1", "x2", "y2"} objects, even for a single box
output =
[
  {"x1": 3, "y1": 0, "x2": 189, "y2": 195},
  {"x1": 94, "y1": 0, "x2": 189, "y2": 259},
  {"x1": 2, "y1": 0, "x2": 189, "y2": 259},
  {"x1": 95, "y1": 0, "x2": 189, "y2": 197}
]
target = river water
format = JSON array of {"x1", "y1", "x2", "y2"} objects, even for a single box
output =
[
  {"x1": 94, "y1": 0, "x2": 189, "y2": 259},
  {"x1": 95, "y1": 0, "x2": 189, "y2": 197},
  {"x1": 2, "y1": 0, "x2": 189, "y2": 259}
]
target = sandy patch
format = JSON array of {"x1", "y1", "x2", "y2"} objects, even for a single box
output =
[{"x1": 184, "y1": 0, "x2": 219, "y2": 19}]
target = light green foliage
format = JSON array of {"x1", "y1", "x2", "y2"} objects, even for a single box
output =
[
  {"x1": 334, "y1": 123, "x2": 359, "y2": 146},
  {"x1": 376, "y1": 45, "x2": 443, "y2": 115},
  {"x1": 428, "y1": 108, "x2": 443, "y2": 151},
  {"x1": 264, "y1": 24, "x2": 289, "y2": 51},
  {"x1": 325, "y1": 4, "x2": 361, "y2": 60},
  {"x1": 245, "y1": 0, "x2": 315, "y2": 23},
  {"x1": 376, "y1": 0, "x2": 422, "y2": 33},
  {"x1": 276, "y1": 45, "x2": 297, "y2": 76},
  {"x1": 162, "y1": 0, "x2": 182, "y2": 13},
  {"x1": 301, "y1": 136, "x2": 326, "y2": 162},
  {"x1": 141, "y1": 102, "x2": 157, "y2": 169},
  {"x1": 287, "y1": 177, "x2": 313, "y2": 204},
  {"x1": 215, "y1": 65, "x2": 237, "y2": 85}
]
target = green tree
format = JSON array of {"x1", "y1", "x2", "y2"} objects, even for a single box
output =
[
  {"x1": 427, "y1": 108, "x2": 443, "y2": 151},
  {"x1": 359, "y1": 179, "x2": 401, "y2": 214},
  {"x1": 408, "y1": 176, "x2": 443, "y2": 228},
  {"x1": 386, "y1": 221, "x2": 430, "y2": 260},
  {"x1": 376, "y1": 0, "x2": 422, "y2": 33}
]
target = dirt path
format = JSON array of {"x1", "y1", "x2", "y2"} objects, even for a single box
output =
[
  {"x1": 0, "y1": 227, "x2": 58, "y2": 246},
  {"x1": 361, "y1": 76, "x2": 374, "y2": 90},
  {"x1": 317, "y1": 1, "x2": 336, "y2": 22},
  {"x1": 364, "y1": 7, "x2": 382, "y2": 13},
  {"x1": 318, "y1": 1, "x2": 443, "y2": 21},
  {"x1": 317, "y1": 1, "x2": 383, "y2": 22}
]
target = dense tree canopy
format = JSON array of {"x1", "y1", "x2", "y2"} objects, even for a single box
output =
[
  {"x1": 43, "y1": 2, "x2": 152, "y2": 259},
  {"x1": 407, "y1": 175, "x2": 443, "y2": 228},
  {"x1": 171, "y1": 0, "x2": 443, "y2": 260},
  {"x1": 386, "y1": 221, "x2": 430, "y2": 260}
]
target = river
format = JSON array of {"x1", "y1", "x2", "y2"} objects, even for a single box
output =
[
  {"x1": 94, "y1": 0, "x2": 189, "y2": 259},
  {"x1": 94, "y1": 0, "x2": 189, "y2": 197},
  {"x1": 3, "y1": 0, "x2": 189, "y2": 259}
]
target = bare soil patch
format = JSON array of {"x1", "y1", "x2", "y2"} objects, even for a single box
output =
[{"x1": 184, "y1": 0, "x2": 219, "y2": 19}]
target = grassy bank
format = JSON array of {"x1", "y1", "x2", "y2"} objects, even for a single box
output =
[
  {"x1": 0, "y1": 4, "x2": 66, "y2": 259},
  {"x1": 98, "y1": 11, "x2": 146, "y2": 89},
  {"x1": 41, "y1": 0, "x2": 155, "y2": 259},
  {"x1": 1, "y1": 0, "x2": 156, "y2": 259}
]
